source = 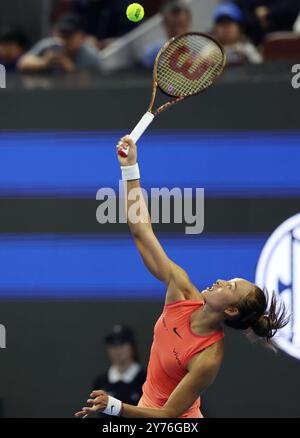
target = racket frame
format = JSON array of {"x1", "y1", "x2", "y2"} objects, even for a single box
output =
[
  {"x1": 119, "y1": 32, "x2": 226, "y2": 154},
  {"x1": 149, "y1": 32, "x2": 227, "y2": 116}
]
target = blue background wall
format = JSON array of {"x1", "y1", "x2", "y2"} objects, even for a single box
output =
[{"x1": 0, "y1": 131, "x2": 299, "y2": 197}]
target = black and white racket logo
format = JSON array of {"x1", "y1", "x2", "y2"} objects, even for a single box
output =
[{"x1": 256, "y1": 213, "x2": 300, "y2": 360}]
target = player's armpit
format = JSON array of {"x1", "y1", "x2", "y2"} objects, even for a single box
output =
[{"x1": 166, "y1": 262, "x2": 201, "y2": 303}]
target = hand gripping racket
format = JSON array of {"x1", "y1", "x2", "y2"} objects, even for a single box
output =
[{"x1": 118, "y1": 32, "x2": 226, "y2": 157}]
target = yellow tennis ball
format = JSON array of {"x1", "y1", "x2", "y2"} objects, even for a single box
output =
[{"x1": 126, "y1": 3, "x2": 145, "y2": 23}]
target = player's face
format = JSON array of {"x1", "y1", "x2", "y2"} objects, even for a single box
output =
[
  {"x1": 214, "y1": 19, "x2": 241, "y2": 45},
  {"x1": 202, "y1": 278, "x2": 255, "y2": 313},
  {"x1": 106, "y1": 343, "x2": 134, "y2": 366},
  {"x1": 164, "y1": 12, "x2": 191, "y2": 38}
]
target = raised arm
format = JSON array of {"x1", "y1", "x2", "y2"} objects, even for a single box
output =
[
  {"x1": 116, "y1": 136, "x2": 194, "y2": 295},
  {"x1": 75, "y1": 341, "x2": 223, "y2": 418},
  {"x1": 116, "y1": 136, "x2": 201, "y2": 302}
]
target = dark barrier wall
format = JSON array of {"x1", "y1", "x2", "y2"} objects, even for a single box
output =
[
  {"x1": 0, "y1": 64, "x2": 299, "y2": 417},
  {"x1": 1, "y1": 63, "x2": 299, "y2": 131}
]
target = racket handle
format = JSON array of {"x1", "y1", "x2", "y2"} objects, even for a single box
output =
[
  {"x1": 119, "y1": 112, "x2": 154, "y2": 157},
  {"x1": 130, "y1": 111, "x2": 154, "y2": 143}
]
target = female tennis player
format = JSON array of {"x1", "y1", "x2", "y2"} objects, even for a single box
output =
[{"x1": 75, "y1": 136, "x2": 287, "y2": 419}]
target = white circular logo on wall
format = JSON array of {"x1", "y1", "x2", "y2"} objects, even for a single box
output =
[{"x1": 256, "y1": 213, "x2": 300, "y2": 360}]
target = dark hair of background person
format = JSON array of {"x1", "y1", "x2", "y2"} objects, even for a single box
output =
[
  {"x1": 54, "y1": 12, "x2": 85, "y2": 36},
  {"x1": 105, "y1": 325, "x2": 140, "y2": 362}
]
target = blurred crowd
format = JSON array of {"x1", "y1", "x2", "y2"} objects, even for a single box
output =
[{"x1": 0, "y1": 0, "x2": 299, "y2": 75}]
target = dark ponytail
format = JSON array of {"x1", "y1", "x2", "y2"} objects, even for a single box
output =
[
  {"x1": 225, "y1": 287, "x2": 289, "y2": 350},
  {"x1": 251, "y1": 293, "x2": 288, "y2": 343}
]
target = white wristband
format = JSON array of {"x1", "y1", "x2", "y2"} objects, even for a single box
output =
[
  {"x1": 102, "y1": 395, "x2": 123, "y2": 416},
  {"x1": 121, "y1": 163, "x2": 140, "y2": 181}
]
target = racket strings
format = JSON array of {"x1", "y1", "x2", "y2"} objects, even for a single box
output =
[{"x1": 156, "y1": 34, "x2": 225, "y2": 97}]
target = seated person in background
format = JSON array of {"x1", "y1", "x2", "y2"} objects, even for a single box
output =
[
  {"x1": 234, "y1": 0, "x2": 300, "y2": 45},
  {"x1": 93, "y1": 325, "x2": 146, "y2": 413},
  {"x1": 18, "y1": 13, "x2": 101, "y2": 73},
  {"x1": 0, "y1": 27, "x2": 27, "y2": 71},
  {"x1": 140, "y1": 0, "x2": 192, "y2": 69},
  {"x1": 213, "y1": 3, "x2": 263, "y2": 65},
  {"x1": 74, "y1": 0, "x2": 169, "y2": 50},
  {"x1": 53, "y1": 0, "x2": 170, "y2": 49},
  {"x1": 72, "y1": 0, "x2": 136, "y2": 50}
]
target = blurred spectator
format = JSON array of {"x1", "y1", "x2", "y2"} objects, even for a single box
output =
[
  {"x1": 0, "y1": 27, "x2": 27, "y2": 71},
  {"x1": 74, "y1": 0, "x2": 136, "y2": 49},
  {"x1": 93, "y1": 325, "x2": 146, "y2": 412},
  {"x1": 234, "y1": 0, "x2": 300, "y2": 45},
  {"x1": 51, "y1": 0, "x2": 143, "y2": 50},
  {"x1": 140, "y1": 0, "x2": 192, "y2": 69},
  {"x1": 18, "y1": 13, "x2": 101, "y2": 73},
  {"x1": 52, "y1": 0, "x2": 169, "y2": 48},
  {"x1": 213, "y1": 3, "x2": 263, "y2": 65}
]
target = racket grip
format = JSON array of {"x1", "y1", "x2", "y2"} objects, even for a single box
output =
[
  {"x1": 119, "y1": 112, "x2": 154, "y2": 157},
  {"x1": 130, "y1": 111, "x2": 154, "y2": 143}
]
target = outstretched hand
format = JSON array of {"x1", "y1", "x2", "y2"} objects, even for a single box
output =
[{"x1": 74, "y1": 390, "x2": 109, "y2": 418}]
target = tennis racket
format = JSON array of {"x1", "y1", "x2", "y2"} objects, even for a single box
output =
[{"x1": 118, "y1": 32, "x2": 226, "y2": 157}]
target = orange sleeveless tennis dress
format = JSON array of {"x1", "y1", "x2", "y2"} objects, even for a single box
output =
[{"x1": 138, "y1": 299, "x2": 224, "y2": 418}]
